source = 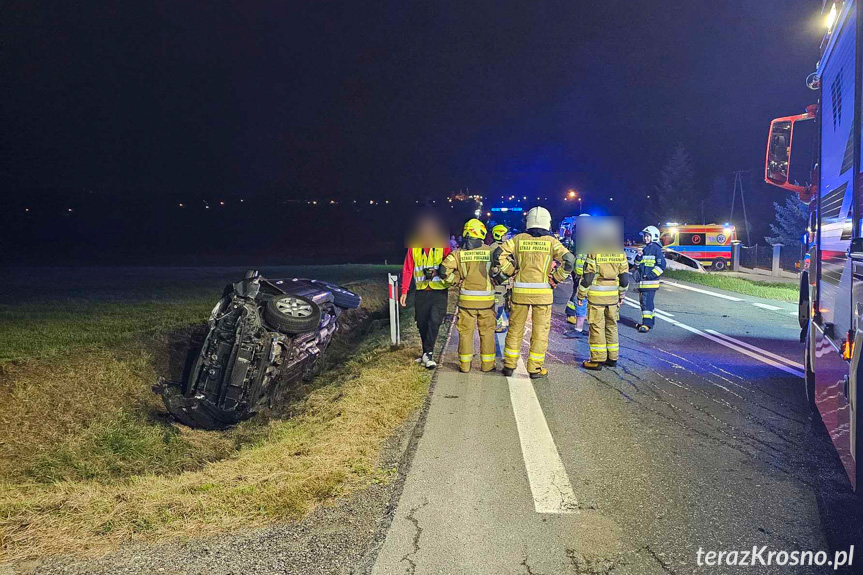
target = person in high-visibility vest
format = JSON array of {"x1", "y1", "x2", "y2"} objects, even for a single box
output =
[
  {"x1": 578, "y1": 251, "x2": 630, "y2": 370},
  {"x1": 400, "y1": 215, "x2": 451, "y2": 369},
  {"x1": 439, "y1": 219, "x2": 496, "y2": 373},
  {"x1": 634, "y1": 225, "x2": 666, "y2": 333},
  {"x1": 488, "y1": 224, "x2": 511, "y2": 334},
  {"x1": 495, "y1": 207, "x2": 575, "y2": 379}
]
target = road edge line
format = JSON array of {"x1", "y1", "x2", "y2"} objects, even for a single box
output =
[{"x1": 353, "y1": 311, "x2": 458, "y2": 574}]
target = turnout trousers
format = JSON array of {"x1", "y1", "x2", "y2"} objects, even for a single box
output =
[
  {"x1": 414, "y1": 289, "x2": 448, "y2": 355},
  {"x1": 639, "y1": 288, "x2": 657, "y2": 328},
  {"x1": 456, "y1": 307, "x2": 496, "y2": 372},
  {"x1": 503, "y1": 302, "x2": 552, "y2": 374},
  {"x1": 587, "y1": 303, "x2": 620, "y2": 362}
]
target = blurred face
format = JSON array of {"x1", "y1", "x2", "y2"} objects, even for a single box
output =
[
  {"x1": 575, "y1": 217, "x2": 624, "y2": 254},
  {"x1": 642, "y1": 231, "x2": 652, "y2": 244},
  {"x1": 406, "y1": 214, "x2": 447, "y2": 247}
]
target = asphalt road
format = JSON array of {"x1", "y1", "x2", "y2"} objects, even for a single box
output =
[{"x1": 370, "y1": 279, "x2": 863, "y2": 575}]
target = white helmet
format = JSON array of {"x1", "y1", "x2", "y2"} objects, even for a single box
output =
[
  {"x1": 526, "y1": 206, "x2": 552, "y2": 231},
  {"x1": 641, "y1": 225, "x2": 660, "y2": 243}
]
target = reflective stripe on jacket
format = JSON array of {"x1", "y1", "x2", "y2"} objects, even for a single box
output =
[
  {"x1": 496, "y1": 233, "x2": 573, "y2": 305},
  {"x1": 638, "y1": 242, "x2": 666, "y2": 290},
  {"x1": 440, "y1": 246, "x2": 495, "y2": 309},
  {"x1": 578, "y1": 252, "x2": 629, "y2": 305}
]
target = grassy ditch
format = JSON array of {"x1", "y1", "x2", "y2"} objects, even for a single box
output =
[
  {"x1": 663, "y1": 269, "x2": 798, "y2": 302},
  {"x1": 0, "y1": 267, "x2": 433, "y2": 561}
]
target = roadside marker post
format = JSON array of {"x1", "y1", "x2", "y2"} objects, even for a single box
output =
[{"x1": 388, "y1": 274, "x2": 401, "y2": 346}]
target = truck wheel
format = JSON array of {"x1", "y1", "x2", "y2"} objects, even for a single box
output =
[
  {"x1": 310, "y1": 280, "x2": 362, "y2": 309},
  {"x1": 712, "y1": 258, "x2": 727, "y2": 271},
  {"x1": 264, "y1": 294, "x2": 321, "y2": 333}
]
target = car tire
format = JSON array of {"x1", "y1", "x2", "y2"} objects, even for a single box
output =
[
  {"x1": 310, "y1": 280, "x2": 362, "y2": 309},
  {"x1": 264, "y1": 294, "x2": 321, "y2": 333},
  {"x1": 712, "y1": 258, "x2": 727, "y2": 271}
]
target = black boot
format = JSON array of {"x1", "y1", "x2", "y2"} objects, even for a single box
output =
[{"x1": 502, "y1": 367, "x2": 514, "y2": 376}]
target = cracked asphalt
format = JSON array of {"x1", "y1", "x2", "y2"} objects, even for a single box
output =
[{"x1": 369, "y1": 280, "x2": 863, "y2": 574}]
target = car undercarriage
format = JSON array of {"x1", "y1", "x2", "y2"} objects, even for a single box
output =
[{"x1": 154, "y1": 270, "x2": 361, "y2": 429}]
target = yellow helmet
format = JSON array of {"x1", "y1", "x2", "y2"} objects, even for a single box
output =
[
  {"x1": 463, "y1": 218, "x2": 487, "y2": 240},
  {"x1": 491, "y1": 224, "x2": 509, "y2": 241}
]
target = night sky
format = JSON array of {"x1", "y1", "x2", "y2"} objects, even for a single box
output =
[{"x1": 3, "y1": 1, "x2": 824, "y2": 204}]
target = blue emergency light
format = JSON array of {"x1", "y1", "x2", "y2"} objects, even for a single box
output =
[{"x1": 491, "y1": 207, "x2": 523, "y2": 212}]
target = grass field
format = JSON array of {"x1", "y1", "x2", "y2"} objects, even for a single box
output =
[
  {"x1": 663, "y1": 269, "x2": 798, "y2": 302},
  {"x1": 0, "y1": 265, "x2": 437, "y2": 561}
]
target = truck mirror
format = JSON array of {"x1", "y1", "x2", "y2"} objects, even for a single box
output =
[
  {"x1": 764, "y1": 110, "x2": 816, "y2": 198},
  {"x1": 766, "y1": 121, "x2": 792, "y2": 185}
]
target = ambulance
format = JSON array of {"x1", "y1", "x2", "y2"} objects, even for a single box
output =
[{"x1": 658, "y1": 224, "x2": 737, "y2": 271}]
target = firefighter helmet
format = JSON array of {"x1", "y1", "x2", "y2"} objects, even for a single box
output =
[
  {"x1": 525, "y1": 207, "x2": 552, "y2": 231},
  {"x1": 641, "y1": 225, "x2": 660, "y2": 243},
  {"x1": 491, "y1": 224, "x2": 509, "y2": 241},
  {"x1": 463, "y1": 218, "x2": 487, "y2": 240}
]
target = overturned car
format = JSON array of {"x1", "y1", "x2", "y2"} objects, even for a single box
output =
[{"x1": 155, "y1": 270, "x2": 361, "y2": 429}]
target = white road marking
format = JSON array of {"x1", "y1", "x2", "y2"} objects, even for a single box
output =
[
  {"x1": 496, "y1": 332, "x2": 579, "y2": 514},
  {"x1": 623, "y1": 296, "x2": 674, "y2": 317},
  {"x1": 705, "y1": 329, "x2": 804, "y2": 370},
  {"x1": 752, "y1": 302, "x2": 783, "y2": 311},
  {"x1": 789, "y1": 311, "x2": 798, "y2": 317},
  {"x1": 661, "y1": 281, "x2": 743, "y2": 301},
  {"x1": 620, "y1": 300, "x2": 804, "y2": 378}
]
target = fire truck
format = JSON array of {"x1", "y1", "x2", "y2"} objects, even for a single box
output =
[
  {"x1": 765, "y1": 1, "x2": 862, "y2": 489},
  {"x1": 658, "y1": 224, "x2": 737, "y2": 271}
]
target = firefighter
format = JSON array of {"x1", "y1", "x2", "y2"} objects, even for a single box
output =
[
  {"x1": 634, "y1": 225, "x2": 666, "y2": 333},
  {"x1": 495, "y1": 207, "x2": 575, "y2": 379},
  {"x1": 489, "y1": 224, "x2": 511, "y2": 333},
  {"x1": 439, "y1": 219, "x2": 496, "y2": 372},
  {"x1": 578, "y1": 250, "x2": 630, "y2": 370}
]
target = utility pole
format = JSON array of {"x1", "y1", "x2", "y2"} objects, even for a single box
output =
[{"x1": 730, "y1": 170, "x2": 751, "y2": 245}]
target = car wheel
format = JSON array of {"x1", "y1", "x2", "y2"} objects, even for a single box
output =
[
  {"x1": 310, "y1": 280, "x2": 362, "y2": 309},
  {"x1": 264, "y1": 294, "x2": 321, "y2": 333},
  {"x1": 712, "y1": 258, "x2": 727, "y2": 271}
]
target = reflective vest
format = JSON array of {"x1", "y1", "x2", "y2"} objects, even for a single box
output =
[
  {"x1": 574, "y1": 253, "x2": 587, "y2": 276},
  {"x1": 412, "y1": 247, "x2": 448, "y2": 290},
  {"x1": 440, "y1": 247, "x2": 495, "y2": 309}
]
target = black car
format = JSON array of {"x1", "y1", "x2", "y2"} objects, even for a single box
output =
[{"x1": 155, "y1": 270, "x2": 361, "y2": 429}]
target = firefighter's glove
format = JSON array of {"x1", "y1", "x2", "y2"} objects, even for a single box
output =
[{"x1": 492, "y1": 271, "x2": 509, "y2": 286}]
